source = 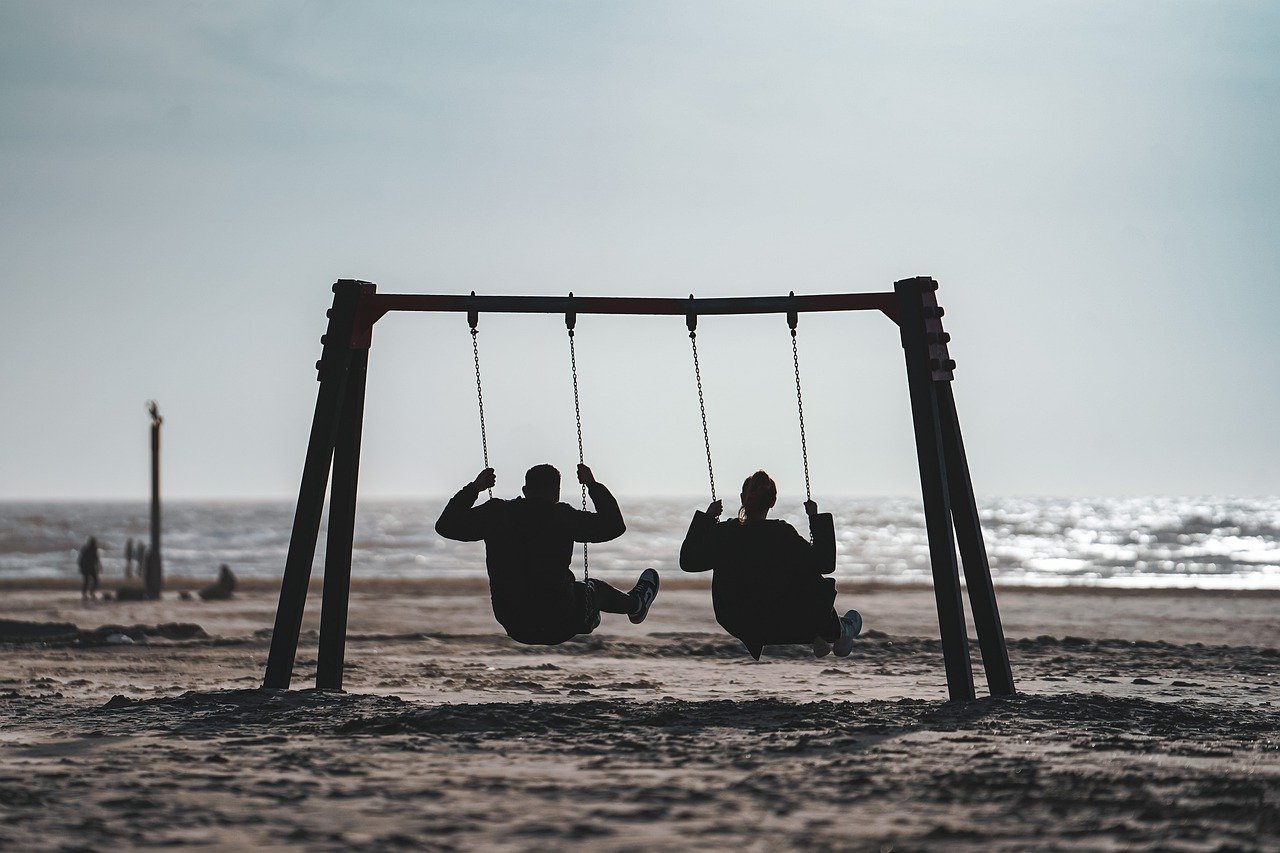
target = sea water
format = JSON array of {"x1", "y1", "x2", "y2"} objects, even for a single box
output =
[{"x1": 2, "y1": 496, "x2": 1278, "y2": 590}]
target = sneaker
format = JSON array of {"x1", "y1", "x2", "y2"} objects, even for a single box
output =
[
  {"x1": 833, "y1": 609, "x2": 863, "y2": 657},
  {"x1": 629, "y1": 568, "x2": 660, "y2": 624},
  {"x1": 812, "y1": 636, "x2": 832, "y2": 658}
]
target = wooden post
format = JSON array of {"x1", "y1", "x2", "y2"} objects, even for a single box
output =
[
  {"x1": 937, "y1": 382, "x2": 1015, "y2": 696},
  {"x1": 262, "y1": 281, "x2": 371, "y2": 689},
  {"x1": 315, "y1": 347, "x2": 369, "y2": 690},
  {"x1": 146, "y1": 401, "x2": 163, "y2": 599},
  {"x1": 895, "y1": 277, "x2": 975, "y2": 702}
]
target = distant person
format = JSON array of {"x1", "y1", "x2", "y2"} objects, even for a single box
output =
[
  {"x1": 435, "y1": 464, "x2": 659, "y2": 645},
  {"x1": 124, "y1": 537, "x2": 135, "y2": 578},
  {"x1": 199, "y1": 564, "x2": 237, "y2": 601},
  {"x1": 78, "y1": 536, "x2": 102, "y2": 600},
  {"x1": 680, "y1": 470, "x2": 861, "y2": 660}
]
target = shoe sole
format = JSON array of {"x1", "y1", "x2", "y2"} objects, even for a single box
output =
[
  {"x1": 629, "y1": 569, "x2": 659, "y2": 624},
  {"x1": 833, "y1": 610, "x2": 863, "y2": 657}
]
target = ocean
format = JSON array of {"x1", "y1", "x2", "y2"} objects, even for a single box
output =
[{"x1": 3, "y1": 496, "x2": 1278, "y2": 590}]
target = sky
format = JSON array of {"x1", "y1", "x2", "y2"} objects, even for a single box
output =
[{"x1": 1, "y1": 1, "x2": 1277, "y2": 501}]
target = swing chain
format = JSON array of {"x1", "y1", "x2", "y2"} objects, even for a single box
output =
[
  {"x1": 788, "y1": 293, "x2": 812, "y2": 505},
  {"x1": 566, "y1": 296, "x2": 588, "y2": 580},
  {"x1": 468, "y1": 294, "x2": 492, "y2": 500},
  {"x1": 687, "y1": 299, "x2": 717, "y2": 502}
]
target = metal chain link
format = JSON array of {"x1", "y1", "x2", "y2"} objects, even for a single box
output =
[
  {"x1": 567, "y1": 329, "x2": 588, "y2": 580},
  {"x1": 791, "y1": 328, "x2": 812, "y2": 504},
  {"x1": 470, "y1": 327, "x2": 492, "y2": 500},
  {"x1": 689, "y1": 331, "x2": 717, "y2": 502}
]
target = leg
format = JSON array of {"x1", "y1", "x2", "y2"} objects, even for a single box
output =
[
  {"x1": 590, "y1": 569, "x2": 660, "y2": 624},
  {"x1": 816, "y1": 609, "x2": 841, "y2": 642},
  {"x1": 316, "y1": 348, "x2": 369, "y2": 690},
  {"x1": 263, "y1": 281, "x2": 369, "y2": 689},
  {"x1": 896, "y1": 277, "x2": 975, "y2": 701},
  {"x1": 936, "y1": 381, "x2": 1015, "y2": 696},
  {"x1": 587, "y1": 578, "x2": 636, "y2": 614}
]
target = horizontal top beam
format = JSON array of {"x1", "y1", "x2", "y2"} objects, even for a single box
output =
[
  {"x1": 369, "y1": 290, "x2": 894, "y2": 317},
  {"x1": 350, "y1": 290, "x2": 899, "y2": 343}
]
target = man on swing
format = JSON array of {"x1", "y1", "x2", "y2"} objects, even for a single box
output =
[{"x1": 435, "y1": 463, "x2": 660, "y2": 645}]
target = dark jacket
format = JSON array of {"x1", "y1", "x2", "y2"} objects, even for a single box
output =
[
  {"x1": 680, "y1": 510, "x2": 837, "y2": 658},
  {"x1": 77, "y1": 540, "x2": 101, "y2": 578},
  {"x1": 435, "y1": 482, "x2": 626, "y2": 638}
]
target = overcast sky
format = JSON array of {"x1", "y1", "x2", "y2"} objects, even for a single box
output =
[{"x1": 1, "y1": 1, "x2": 1277, "y2": 501}]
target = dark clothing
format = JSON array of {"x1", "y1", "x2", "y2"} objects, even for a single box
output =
[
  {"x1": 78, "y1": 540, "x2": 101, "y2": 578},
  {"x1": 78, "y1": 539, "x2": 101, "y2": 599},
  {"x1": 199, "y1": 565, "x2": 237, "y2": 601},
  {"x1": 680, "y1": 511, "x2": 838, "y2": 659},
  {"x1": 435, "y1": 482, "x2": 627, "y2": 644}
]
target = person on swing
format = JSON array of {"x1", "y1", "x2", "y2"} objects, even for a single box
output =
[
  {"x1": 680, "y1": 470, "x2": 861, "y2": 660},
  {"x1": 435, "y1": 463, "x2": 660, "y2": 645}
]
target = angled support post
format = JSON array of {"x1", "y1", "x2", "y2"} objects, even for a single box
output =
[
  {"x1": 937, "y1": 382, "x2": 1015, "y2": 696},
  {"x1": 315, "y1": 346, "x2": 370, "y2": 690},
  {"x1": 895, "y1": 276, "x2": 975, "y2": 702},
  {"x1": 263, "y1": 280, "x2": 373, "y2": 689}
]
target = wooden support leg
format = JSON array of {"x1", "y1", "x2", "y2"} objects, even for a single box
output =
[
  {"x1": 937, "y1": 382, "x2": 1015, "y2": 696},
  {"x1": 263, "y1": 281, "x2": 369, "y2": 689},
  {"x1": 316, "y1": 348, "x2": 369, "y2": 690},
  {"x1": 895, "y1": 278, "x2": 975, "y2": 702}
]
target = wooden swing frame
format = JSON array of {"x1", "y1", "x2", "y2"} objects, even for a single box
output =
[{"x1": 262, "y1": 277, "x2": 1015, "y2": 701}]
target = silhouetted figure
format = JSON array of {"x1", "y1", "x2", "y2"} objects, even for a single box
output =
[
  {"x1": 436, "y1": 464, "x2": 659, "y2": 645},
  {"x1": 78, "y1": 536, "x2": 102, "y2": 599},
  {"x1": 124, "y1": 537, "x2": 135, "y2": 579},
  {"x1": 680, "y1": 470, "x2": 861, "y2": 660},
  {"x1": 199, "y1": 564, "x2": 237, "y2": 601}
]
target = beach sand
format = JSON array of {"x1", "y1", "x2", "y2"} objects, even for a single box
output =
[{"x1": 1, "y1": 577, "x2": 1276, "y2": 850}]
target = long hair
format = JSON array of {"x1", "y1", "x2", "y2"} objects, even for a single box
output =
[{"x1": 737, "y1": 470, "x2": 777, "y2": 522}]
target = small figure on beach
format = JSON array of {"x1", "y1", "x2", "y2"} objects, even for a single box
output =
[
  {"x1": 124, "y1": 537, "x2": 135, "y2": 578},
  {"x1": 435, "y1": 464, "x2": 659, "y2": 645},
  {"x1": 680, "y1": 470, "x2": 861, "y2": 660},
  {"x1": 199, "y1": 564, "x2": 237, "y2": 601},
  {"x1": 77, "y1": 536, "x2": 102, "y2": 599}
]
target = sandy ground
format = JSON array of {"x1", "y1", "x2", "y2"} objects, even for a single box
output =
[{"x1": 1, "y1": 577, "x2": 1277, "y2": 850}]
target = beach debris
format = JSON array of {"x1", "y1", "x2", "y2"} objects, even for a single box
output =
[{"x1": 0, "y1": 619, "x2": 209, "y2": 646}]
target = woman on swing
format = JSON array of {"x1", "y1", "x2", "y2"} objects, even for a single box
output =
[{"x1": 680, "y1": 470, "x2": 862, "y2": 660}]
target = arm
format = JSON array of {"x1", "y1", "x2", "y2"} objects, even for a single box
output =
[
  {"x1": 808, "y1": 511, "x2": 837, "y2": 574},
  {"x1": 679, "y1": 499, "x2": 723, "y2": 573},
  {"x1": 434, "y1": 469, "x2": 496, "y2": 542},
  {"x1": 795, "y1": 500, "x2": 837, "y2": 575},
  {"x1": 564, "y1": 465, "x2": 626, "y2": 543}
]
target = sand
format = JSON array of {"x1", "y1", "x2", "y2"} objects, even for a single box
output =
[{"x1": 0, "y1": 577, "x2": 1276, "y2": 850}]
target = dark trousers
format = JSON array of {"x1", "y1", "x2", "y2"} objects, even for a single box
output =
[
  {"x1": 503, "y1": 578, "x2": 636, "y2": 646},
  {"x1": 817, "y1": 608, "x2": 842, "y2": 641}
]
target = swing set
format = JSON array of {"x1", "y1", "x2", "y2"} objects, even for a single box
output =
[{"x1": 262, "y1": 277, "x2": 1015, "y2": 702}]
